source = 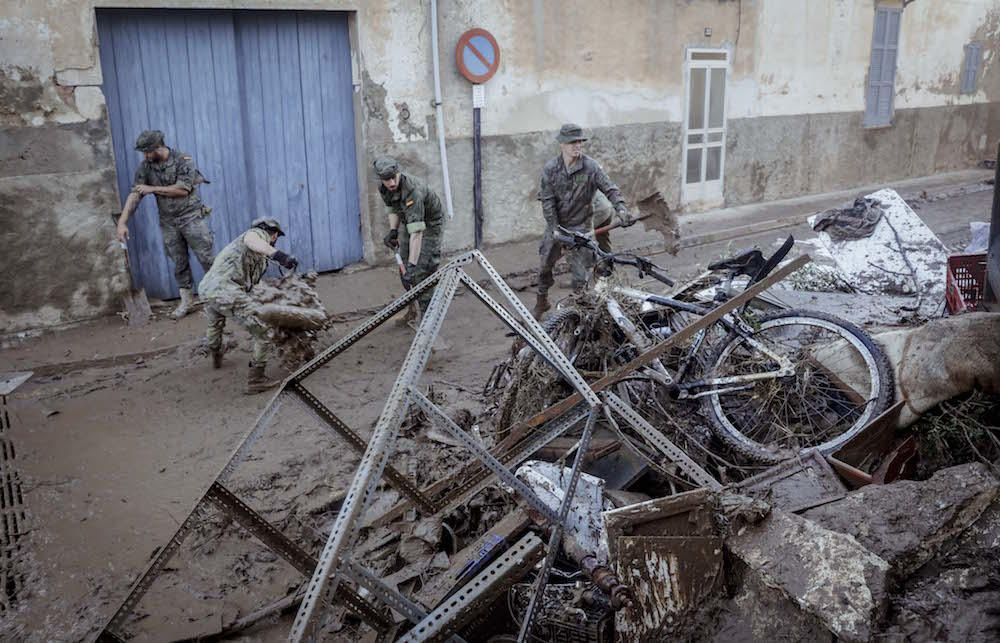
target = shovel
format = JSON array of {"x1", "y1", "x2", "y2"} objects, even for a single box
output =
[
  {"x1": 395, "y1": 250, "x2": 421, "y2": 326},
  {"x1": 593, "y1": 191, "x2": 681, "y2": 255},
  {"x1": 110, "y1": 212, "x2": 151, "y2": 326}
]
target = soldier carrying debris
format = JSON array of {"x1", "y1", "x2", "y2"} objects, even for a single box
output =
[
  {"x1": 115, "y1": 129, "x2": 216, "y2": 319},
  {"x1": 200, "y1": 218, "x2": 299, "y2": 394},
  {"x1": 534, "y1": 123, "x2": 636, "y2": 318},
  {"x1": 375, "y1": 156, "x2": 445, "y2": 324}
]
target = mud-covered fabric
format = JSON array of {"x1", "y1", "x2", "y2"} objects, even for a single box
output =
[
  {"x1": 133, "y1": 148, "x2": 209, "y2": 223},
  {"x1": 538, "y1": 154, "x2": 626, "y2": 236},
  {"x1": 200, "y1": 228, "x2": 271, "y2": 298},
  {"x1": 204, "y1": 298, "x2": 271, "y2": 366},
  {"x1": 160, "y1": 216, "x2": 215, "y2": 290}
]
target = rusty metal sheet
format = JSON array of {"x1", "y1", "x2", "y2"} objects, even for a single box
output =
[
  {"x1": 614, "y1": 536, "x2": 723, "y2": 642},
  {"x1": 603, "y1": 489, "x2": 715, "y2": 561},
  {"x1": 737, "y1": 449, "x2": 847, "y2": 514}
]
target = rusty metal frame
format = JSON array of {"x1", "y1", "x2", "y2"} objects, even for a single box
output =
[
  {"x1": 95, "y1": 251, "x2": 809, "y2": 643},
  {"x1": 398, "y1": 532, "x2": 546, "y2": 643}
]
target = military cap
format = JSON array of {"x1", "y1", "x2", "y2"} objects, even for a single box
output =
[
  {"x1": 134, "y1": 129, "x2": 166, "y2": 152},
  {"x1": 251, "y1": 217, "x2": 286, "y2": 237},
  {"x1": 373, "y1": 156, "x2": 400, "y2": 180},
  {"x1": 556, "y1": 123, "x2": 588, "y2": 144}
]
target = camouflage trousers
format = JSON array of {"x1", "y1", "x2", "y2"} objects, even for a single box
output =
[
  {"x1": 204, "y1": 293, "x2": 271, "y2": 367},
  {"x1": 400, "y1": 233, "x2": 442, "y2": 313},
  {"x1": 537, "y1": 218, "x2": 612, "y2": 295},
  {"x1": 161, "y1": 215, "x2": 215, "y2": 290}
]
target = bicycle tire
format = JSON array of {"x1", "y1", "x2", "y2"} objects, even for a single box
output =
[
  {"x1": 701, "y1": 309, "x2": 894, "y2": 464},
  {"x1": 495, "y1": 308, "x2": 582, "y2": 429}
]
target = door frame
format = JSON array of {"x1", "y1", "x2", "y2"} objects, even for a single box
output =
[{"x1": 681, "y1": 47, "x2": 730, "y2": 208}]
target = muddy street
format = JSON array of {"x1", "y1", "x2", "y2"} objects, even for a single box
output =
[{"x1": 2, "y1": 175, "x2": 998, "y2": 641}]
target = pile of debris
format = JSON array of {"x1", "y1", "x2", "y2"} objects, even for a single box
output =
[{"x1": 249, "y1": 271, "x2": 332, "y2": 369}]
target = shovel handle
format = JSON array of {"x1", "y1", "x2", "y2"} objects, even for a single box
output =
[{"x1": 593, "y1": 214, "x2": 651, "y2": 236}]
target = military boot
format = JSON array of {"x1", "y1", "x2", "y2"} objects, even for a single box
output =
[
  {"x1": 245, "y1": 363, "x2": 280, "y2": 395},
  {"x1": 210, "y1": 347, "x2": 224, "y2": 369},
  {"x1": 170, "y1": 288, "x2": 194, "y2": 319},
  {"x1": 533, "y1": 293, "x2": 550, "y2": 320}
]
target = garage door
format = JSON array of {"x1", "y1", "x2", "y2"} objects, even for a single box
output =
[{"x1": 97, "y1": 9, "x2": 362, "y2": 299}]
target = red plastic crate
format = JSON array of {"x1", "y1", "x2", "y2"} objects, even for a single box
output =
[{"x1": 945, "y1": 253, "x2": 987, "y2": 314}]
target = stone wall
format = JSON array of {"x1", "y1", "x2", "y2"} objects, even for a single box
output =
[{"x1": 2, "y1": 0, "x2": 999, "y2": 332}]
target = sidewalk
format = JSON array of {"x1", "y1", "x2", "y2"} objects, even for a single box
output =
[{"x1": 2, "y1": 168, "x2": 992, "y2": 375}]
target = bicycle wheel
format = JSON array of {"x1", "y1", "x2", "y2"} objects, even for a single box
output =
[
  {"x1": 701, "y1": 309, "x2": 894, "y2": 463},
  {"x1": 495, "y1": 308, "x2": 583, "y2": 429}
]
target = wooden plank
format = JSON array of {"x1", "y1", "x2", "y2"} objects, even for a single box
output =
[
  {"x1": 234, "y1": 14, "x2": 269, "y2": 227},
  {"x1": 298, "y1": 17, "x2": 333, "y2": 269},
  {"x1": 320, "y1": 12, "x2": 364, "y2": 267},
  {"x1": 830, "y1": 400, "x2": 904, "y2": 470},
  {"x1": 207, "y1": 11, "x2": 248, "y2": 245},
  {"x1": 114, "y1": 12, "x2": 173, "y2": 298},
  {"x1": 275, "y1": 13, "x2": 314, "y2": 270}
]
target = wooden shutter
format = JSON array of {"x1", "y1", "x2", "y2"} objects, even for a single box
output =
[
  {"x1": 865, "y1": 7, "x2": 901, "y2": 127},
  {"x1": 961, "y1": 42, "x2": 982, "y2": 94}
]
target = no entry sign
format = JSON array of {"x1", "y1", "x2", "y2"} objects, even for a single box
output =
[{"x1": 455, "y1": 28, "x2": 500, "y2": 84}]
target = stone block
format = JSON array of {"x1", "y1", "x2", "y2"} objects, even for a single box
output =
[
  {"x1": 726, "y1": 508, "x2": 890, "y2": 642},
  {"x1": 801, "y1": 462, "x2": 1000, "y2": 581}
]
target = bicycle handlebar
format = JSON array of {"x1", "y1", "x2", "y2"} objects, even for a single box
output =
[{"x1": 553, "y1": 226, "x2": 674, "y2": 287}]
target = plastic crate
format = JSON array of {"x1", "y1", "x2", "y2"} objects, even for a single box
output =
[{"x1": 945, "y1": 253, "x2": 988, "y2": 314}]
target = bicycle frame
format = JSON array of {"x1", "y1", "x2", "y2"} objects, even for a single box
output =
[{"x1": 553, "y1": 225, "x2": 797, "y2": 398}]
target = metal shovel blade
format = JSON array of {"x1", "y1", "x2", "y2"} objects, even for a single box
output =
[{"x1": 635, "y1": 191, "x2": 681, "y2": 255}]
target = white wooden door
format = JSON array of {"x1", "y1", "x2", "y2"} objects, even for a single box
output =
[{"x1": 681, "y1": 49, "x2": 729, "y2": 208}]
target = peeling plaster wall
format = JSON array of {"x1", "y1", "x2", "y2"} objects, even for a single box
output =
[{"x1": 2, "y1": 0, "x2": 999, "y2": 332}]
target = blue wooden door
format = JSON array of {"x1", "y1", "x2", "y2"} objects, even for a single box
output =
[{"x1": 97, "y1": 9, "x2": 362, "y2": 299}]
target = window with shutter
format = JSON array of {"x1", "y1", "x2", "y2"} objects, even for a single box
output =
[
  {"x1": 961, "y1": 42, "x2": 982, "y2": 94},
  {"x1": 864, "y1": 6, "x2": 902, "y2": 128}
]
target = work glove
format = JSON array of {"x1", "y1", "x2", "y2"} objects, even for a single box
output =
[
  {"x1": 272, "y1": 250, "x2": 299, "y2": 271},
  {"x1": 402, "y1": 263, "x2": 419, "y2": 289},
  {"x1": 616, "y1": 208, "x2": 636, "y2": 227},
  {"x1": 383, "y1": 228, "x2": 399, "y2": 250}
]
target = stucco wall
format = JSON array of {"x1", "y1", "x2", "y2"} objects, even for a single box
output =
[{"x1": 2, "y1": 0, "x2": 999, "y2": 333}]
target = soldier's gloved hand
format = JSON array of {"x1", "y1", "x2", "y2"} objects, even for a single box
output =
[
  {"x1": 616, "y1": 209, "x2": 636, "y2": 227},
  {"x1": 383, "y1": 228, "x2": 399, "y2": 250},
  {"x1": 402, "y1": 263, "x2": 419, "y2": 289},
  {"x1": 272, "y1": 250, "x2": 299, "y2": 271}
]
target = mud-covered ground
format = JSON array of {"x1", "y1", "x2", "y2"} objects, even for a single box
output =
[{"x1": 0, "y1": 179, "x2": 993, "y2": 641}]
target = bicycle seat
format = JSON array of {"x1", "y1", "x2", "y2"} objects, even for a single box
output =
[{"x1": 707, "y1": 248, "x2": 765, "y2": 277}]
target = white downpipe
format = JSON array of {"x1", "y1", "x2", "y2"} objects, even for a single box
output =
[{"x1": 430, "y1": 0, "x2": 455, "y2": 219}]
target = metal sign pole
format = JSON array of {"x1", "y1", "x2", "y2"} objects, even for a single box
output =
[{"x1": 473, "y1": 85, "x2": 484, "y2": 248}]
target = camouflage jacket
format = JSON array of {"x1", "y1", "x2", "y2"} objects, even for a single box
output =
[
  {"x1": 199, "y1": 228, "x2": 270, "y2": 299},
  {"x1": 133, "y1": 148, "x2": 208, "y2": 223},
  {"x1": 538, "y1": 154, "x2": 626, "y2": 231},
  {"x1": 378, "y1": 173, "x2": 444, "y2": 240}
]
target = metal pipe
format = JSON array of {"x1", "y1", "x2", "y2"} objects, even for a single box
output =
[
  {"x1": 473, "y1": 104, "x2": 483, "y2": 246},
  {"x1": 430, "y1": 0, "x2": 456, "y2": 220}
]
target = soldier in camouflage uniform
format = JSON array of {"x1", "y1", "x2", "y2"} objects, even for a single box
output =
[
  {"x1": 534, "y1": 123, "x2": 635, "y2": 318},
  {"x1": 200, "y1": 218, "x2": 299, "y2": 394},
  {"x1": 375, "y1": 157, "x2": 445, "y2": 317},
  {"x1": 116, "y1": 130, "x2": 215, "y2": 319}
]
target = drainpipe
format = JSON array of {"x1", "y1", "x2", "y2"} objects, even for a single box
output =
[{"x1": 430, "y1": 0, "x2": 455, "y2": 219}]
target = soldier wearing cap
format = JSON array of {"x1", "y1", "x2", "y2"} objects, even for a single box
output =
[
  {"x1": 374, "y1": 156, "x2": 445, "y2": 317},
  {"x1": 534, "y1": 123, "x2": 635, "y2": 318},
  {"x1": 200, "y1": 218, "x2": 299, "y2": 394},
  {"x1": 115, "y1": 129, "x2": 216, "y2": 319}
]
